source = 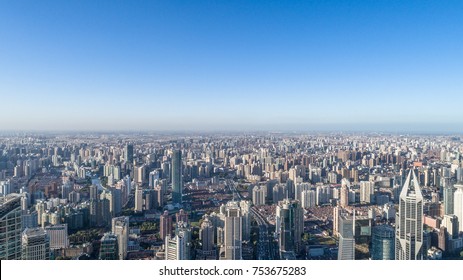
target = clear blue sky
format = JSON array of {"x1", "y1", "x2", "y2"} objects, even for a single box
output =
[{"x1": 1, "y1": 0, "x2": 462, "y2": 132}]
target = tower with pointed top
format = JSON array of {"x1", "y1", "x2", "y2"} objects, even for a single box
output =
[{"x1": 395, "y1": 170, "x2": 424, "y2": 260}]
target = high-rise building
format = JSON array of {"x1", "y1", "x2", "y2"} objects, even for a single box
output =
[
  {"x1": 0, "y1": 180, "x2": 12, "y2": 196},
  {"x1": 453, "y1": 184, "x2": 463, "y2": 233},
  {"x1": 371, "y1": 224, "x2": 395, "y2": 260},
  {"x1": 442, "y1": 214, "x2": 459, "y2": 239},
  {"x1": 340, "y1": 179, "x2": 350, "y2": 208},
  {"x1": 338, "y1": 214, "x2": 355, "y2": 260},
  {"x1": 175, "y1": 209, "x2": 189, "y2": 224},
  {"x1": 171, "y1": 150, "x2": 183, "y2": 204},
  {"x1": 360, "y1": 181, "x2": 374, "y2": 204},
  {"x1": 134, "y1": 185, "x2": 143, "y2": 212},
  {"x1": 395, "y1": 170, "x2": 424, "y2": 260},
  {"x1": 222, "y1": 201, "x2": 242, "y2": 260},
  {"x1": 276, "y1": 199, "x2": 304, "y2": 256},
  {"x1": 443, "y1": 184, "x2": 455, "y2": 215},
  {"x1": 112, "y1": 216, "x2": 129, "y2": 260},
  {"x1": 301, "y1": 189, "x2": 316, "y2": 208},
  {"x1": 160, "y1": 210, "x2": 173, "y2": 241},
  {"x1": 124, "y1": 143, "x2": 134, "y2": 164},
  {"x1": 199, "y1": 215, "x2": 215, "y2": 259},
  {"x1": 45, "y1": 224, "x2": 69, "y2": 250},
  {"x1": 99, "y1": 233, "x2": 118, "y2": 260},
  {"x1": 252, "y1": 186, "x2": 266, "y2": 206},
  {"x1": 21, "y1": 227, "x2": 50, "y2": 260},
  {"x1": 333, "y1": 206, "x2": 341, "y2": 237},
  {"x1": 0, "y1": 194, "x2": 22, "y2": 260},
  {"x1": 165, "y1": 221, "x2": 191, "y2": 260},
  {"x1": 239, "y1": 201, "x2": 251, "y2": 243}
]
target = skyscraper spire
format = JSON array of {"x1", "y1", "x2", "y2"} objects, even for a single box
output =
[{"x1": 395, "y1": 169, "x2": 424, "y2": 260}]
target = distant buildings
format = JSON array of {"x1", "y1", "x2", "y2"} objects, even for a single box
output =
[{"x1": 171, "y1": 150, "x2": 182, "y2": 204}]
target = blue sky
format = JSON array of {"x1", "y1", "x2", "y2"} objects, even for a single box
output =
[{"x1": 0, "y1": 0, "x2": 462, "y2": 132}]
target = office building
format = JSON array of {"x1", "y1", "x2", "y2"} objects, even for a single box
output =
[
  {"x1": 371, "y1": 224, "x2": 395, "y2": 260},
  {"x1": 338, "y1": 214, "x2": 355, "y2": 260},
  {"x1": 395, "y1": 170, "x2": 424, "y2": 260},
  {"x1": 340, "y1": 179, "x2": 349, "y2": 208},
  {"x1": 45, "y1": 224, "x2": 69, "y2": 250},
  {"x1": 160, "y1": 210, "x2": 173, "y2": 241},
  {"x1": 112, "y1": 216, "x2": 129, "y2": 260},
  {"x1": 276, "y1": 199, "x2": 304, "y2": 256},
  {"x1": 165, "y1": 221, "x2": 191, "y2": 260},
  {"x1": 0, "y1": 194, "x2": 22, "y2": 260},
  {"x1": 454, "y1": 184, "x2": 463, "y2": 233},
  {"x1": 21, "y1": 227, "x2": 50, "y2": 260},
  {"x1": 222, "y1": 201, "x2": 242, "y2": 260},
  {"x1": 171, "y1": 150, "x2": 182, "y2": 204},
  {"x1": 99, "y1": 233, "x2": 118, "y2": 260}
]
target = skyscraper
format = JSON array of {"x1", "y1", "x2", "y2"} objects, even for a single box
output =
[
  {"x1": 276, "y1": 199, "x2": 304, "y2": 257},
  {"x1": 443, "y1": 184, "x2": 455, "y2": 215},
  {"x1": 175, "y1": 209, "x2": 189, "y2": 224},
  {"x1": 160, "y1": 210, "x2": 173, "y2": 241},
  {"x1": 222, "y1": 201, "x2": 242, "y2": 260},
  {"x1": 125, "y1": 143, "x2": 134, "y2": 164},
  {"x1": 0, "y1": 194, "x2": 22, "y2": 260},
  {"x1": 371, "y1": 224, "x2": 395, "y2": 260},
  {"x1": 134, "y1": 184, "x2": 143, "y2": 213},
  {"x1": 99, "y1": 233, "x2": 119, "y2": 260},
  {"x1": 199, "y1": 215, "x2": 215, "y2": 259},
  {"x1": 360, "y1": 181, "x2": 374, "y2": 204},
  {"x1": 454, "y1": 184, "x2": 463, "y2": 233},
  {"x1": 165, "y1": 221, "x2": 191, "y2": 260},
  {"x1": 340, "y1": 178, "x2": 350, "y2": 208},
  {"x1": 21, "y1": 227, "x2": 50, "y2": 260},
  {"x1": 337, "y1": 214, "x2": 355, "y2": 260},
  {"x1": 395, "y1": 170, "x2": 424, "y2": 260},
  {"x1": 239, "y1": 200, "x2": 251, "y2": 242},
  {"x1": 171, "y1": 150, "x2": 182, "y2": 204},
  {"x1": 112, "y1": 216, "x2": 129, "y2": 260}
]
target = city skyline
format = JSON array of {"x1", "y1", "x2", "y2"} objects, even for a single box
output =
[{"x1": 1, "y1": 1, "x2": 463, "y2": 131}]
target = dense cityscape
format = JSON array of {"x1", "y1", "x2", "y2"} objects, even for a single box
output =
[{"x1": 1, "y1": 131, "x2": 462, "y2": 260}]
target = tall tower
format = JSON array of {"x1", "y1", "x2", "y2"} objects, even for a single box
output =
[
  {"x1": 454, "y1": 184, "x2": 463, "y2": 233},
  {"x1": 160, "y1": 210, "x2": 173, "y2": 241},
  {"x1": 395, "y1": 170, "x2": 424, "y2": 260},
  {"x1": 337, "y1": 213, "x2": 355, "y2": 260},
  {"x1": 276, "y1": 199, "x2": 304, "y2": 257},
  {"x1": 21, "y1": 227, "x2": 50, "y2": 260},
  {"x1": 199, "y1": 215, "x2": 215, "y2": 259},
  {"x1": 0, "y1": 194, "x2": 22, "y2": 260},
  {"x1": 443, "y1": 184, "x2": 455, "y2": 215},
  {"x1": 112, "y1": 216, "x2": 129, "y2": 260},
  {"x1": 222, "y1": 201, "x2": 242, "y2": 260},
  {"x1": 340, "y1": 178, "x2": 350, "y2": 208},
  {"x1": 371, "y1": 224, "x2": 395, "y2": 260},
  {"x1": 99, "y1": 233, "x2": 118, "y2": 260},
  {"x1": 124, "y1": 143, "x2": 134, "y2": 164},
  {"x1": 171, "y1": 150, "x2": 182, "y2": 204},
  {"x1": 165, "y1": 221, "x2": 191, "y2": 260}
]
